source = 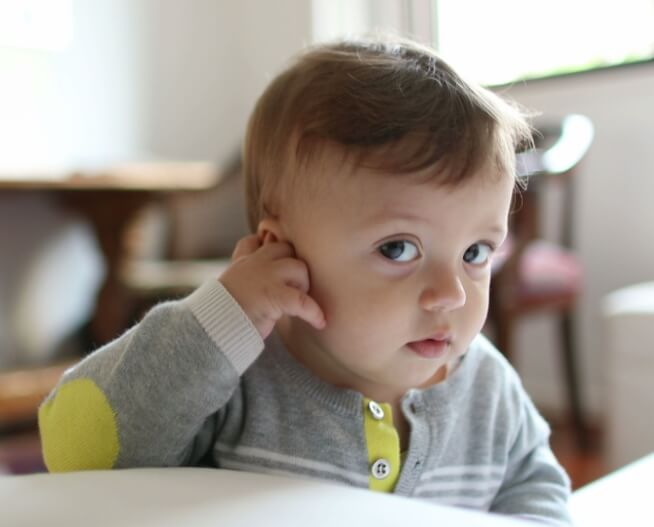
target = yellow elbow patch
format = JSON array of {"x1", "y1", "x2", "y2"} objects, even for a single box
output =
[{"x1": 38, "y1": 378, "x2": 119, "y2": 472}]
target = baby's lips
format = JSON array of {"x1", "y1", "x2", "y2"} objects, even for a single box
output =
[{"x1": 423, "y1": 328, "x2": 453, "y2": 343}]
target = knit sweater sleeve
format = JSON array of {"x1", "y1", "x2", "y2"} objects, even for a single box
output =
[
  {"x1": 38, "y1": 280, "x2": 263, "y2": 472},
  {"x1": 490, "y1": 374, "x2": 572, "y2": 526}
]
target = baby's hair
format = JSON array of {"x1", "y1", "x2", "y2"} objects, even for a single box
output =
[{"x1": 243, "y1": 37, "x2": 533, "y2": 231}]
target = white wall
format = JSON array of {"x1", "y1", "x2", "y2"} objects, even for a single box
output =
[
  {"x1": 503, "y1": 66, "x2": 654, "y2": 419},
  {"x1": 134, "y1": 0, "x2": 312, "y2": 161}
]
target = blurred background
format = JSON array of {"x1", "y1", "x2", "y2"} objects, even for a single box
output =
[{"x1": 1, "y1": 0, "x2": 653, "y2": 488}]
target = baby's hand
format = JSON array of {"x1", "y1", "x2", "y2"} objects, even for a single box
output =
[{"x1": 218, "y1": 234, "x2": 326, "y2": 339}]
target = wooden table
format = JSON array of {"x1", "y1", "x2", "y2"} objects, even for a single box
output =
[
  {"x1": 0, "y1": 162, "x2": 221, "y2": 345},
  {"x1": 0, "y1": 362, "x2": 75, "y2": 429}
]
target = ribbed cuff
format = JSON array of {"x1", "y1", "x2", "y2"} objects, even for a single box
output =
[{"x1": 183, "y1": 280, "x2": 264, "y2": 375}]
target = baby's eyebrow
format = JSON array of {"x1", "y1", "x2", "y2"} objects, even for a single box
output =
[
  {"x1": 486, "y1": 225, "x2": 509, "y2": 237},
  {"x1": 363, "y1": 210, "x2": 431, "y2": 227},
  {"x1": 487, "y1": 225, "x2": 507, "y2": 234}
]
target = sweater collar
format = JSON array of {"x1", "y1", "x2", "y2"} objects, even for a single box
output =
[
  {"x1": 263, "y1": 330, "x2": 485, "y2": 417},
  {"x1": 265, "y1": 331, "x2": 364, "y2": 416}
]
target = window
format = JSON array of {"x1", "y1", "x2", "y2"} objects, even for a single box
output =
[
  {"x1": 436, "y1": 0, "x2": 654, "y2": 85},
  {"x1": 312, "y1": 0, "x2": 654, "y2": 86}
]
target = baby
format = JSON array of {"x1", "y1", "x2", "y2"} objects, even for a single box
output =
[{"x1": 39, "y1": 37, "x2": 571, "y2": 525}]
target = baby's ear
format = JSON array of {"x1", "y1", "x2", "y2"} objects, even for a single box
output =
[{"x1": 257, "y1": 217, "x2": 284, "y2": 245}]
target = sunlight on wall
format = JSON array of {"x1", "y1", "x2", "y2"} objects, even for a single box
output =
[
  {"x1": 0, "y1": 1, "x2": 148, "y2": 172},
  {"x1": 0, "y1": 0, "x2": 73, "y2": 52},
  {"x1": 0, "y1": 0, "x2": 74, "y2": 171},
  {"x1": 0, "y1": 49, "x2": 70, "y2": 172}
]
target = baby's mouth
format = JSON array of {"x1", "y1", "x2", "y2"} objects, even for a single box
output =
[{"x1": 406, "y1": 336, "x2": 451, "y2": 359}]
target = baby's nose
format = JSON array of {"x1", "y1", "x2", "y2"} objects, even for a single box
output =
[{"x1": 419, "y1": 271, "x2": 466, "y2": 311}]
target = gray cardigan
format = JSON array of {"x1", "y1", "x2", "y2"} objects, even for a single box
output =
[{"x1": 40, "y1": 280, "x2": 571, "y2": 525}]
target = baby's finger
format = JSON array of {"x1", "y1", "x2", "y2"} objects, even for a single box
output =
[
  {"x1": 276, "y1": 287, "x2": 326, "y2": 330},
  {"x1": 232, "y1": 234, "x2": 261, "y2": 260},
  {"x1": 257, "y1": 240, "x2": 297, "y2": 260},
  {"x1": 272, "y1": 258, "x2": 311, "y2": 293}
]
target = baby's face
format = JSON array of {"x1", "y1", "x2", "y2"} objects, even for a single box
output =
[{"x1": 277, "y1": 148, "x2": 515, "y2": 401}]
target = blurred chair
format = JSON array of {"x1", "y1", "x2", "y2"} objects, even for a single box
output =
[
  {"x1": 121, "y1": 155, "x2": 248, "y2": 316},
  {"x1": 488, "y1": 114, "x2": 594, "y2": 448}
]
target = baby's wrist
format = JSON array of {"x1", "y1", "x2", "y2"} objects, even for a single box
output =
[
  {"x1": 217, "y1": 279, "x2": 272, "y2": 339},
  {"x1": 184, "y1": 280, "x2": 264, "y2": 374}
]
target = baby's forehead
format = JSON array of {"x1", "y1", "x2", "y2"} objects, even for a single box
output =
[
  {"x1": 300, "y1": 161, "x2": 506, "y2": 215},
  {"x1": 296, "y1": 146, "x2": 508, "y2": 197},
  {"x1": 293, "y1": 132, "x2": 513, "y2": 186}
]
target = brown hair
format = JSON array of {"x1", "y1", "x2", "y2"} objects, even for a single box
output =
[{"x1": 243, "y1": 37, "x2": 532, "y2": 231}]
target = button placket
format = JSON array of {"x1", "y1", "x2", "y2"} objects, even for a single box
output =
[{"x1": 363, "y1": 398, "x2": 399, "y2": 491}]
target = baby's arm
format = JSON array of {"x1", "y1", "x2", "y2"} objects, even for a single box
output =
[
  {"x1": 38, "y1": 234, "x2": 324, "y2": 472},
  {"x1": 491, "y1": 394, "x2": 572, "y2": 526}
]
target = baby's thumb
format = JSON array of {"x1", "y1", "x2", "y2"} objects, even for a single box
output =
[{"x1": 278, "y1": 287, "x2": 326, "y2": 331}]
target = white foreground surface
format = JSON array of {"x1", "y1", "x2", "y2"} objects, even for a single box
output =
[
  {"x1": 569, "y1": 452, "x2": 653, "y2": 527},
  {"x1": 5, "y1": 453, "x2": 652, "y2": 527},
  {"x1": 0, "y1": 467, "x2": 531, "y2": 527}
]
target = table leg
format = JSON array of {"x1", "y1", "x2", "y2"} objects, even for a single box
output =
[{"x1": 61, "y1": 191, "x2": 155, "y2": 346}]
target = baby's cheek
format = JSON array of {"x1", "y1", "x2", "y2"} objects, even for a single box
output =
[
  {"x1": 466, "y1": 287, "x2": 490, "y2": 333},
  {"x1": 309, "y1": 266, "x2": 355, "y2": 312},
  {"x1": 308, "y1": 279, "x2": 336, "y2": 317},
  {"x1": 317, "y1": 292, "x2": 368, "y2": 336},
  {"x1": 310, "y1": 261, "x2": 391, "y2": 329}
]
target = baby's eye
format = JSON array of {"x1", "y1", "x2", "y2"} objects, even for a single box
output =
[
  {"x1": 463, "y1": 243, "x2": 493, "y2": 265},
  {"x1": 378, "y1": 240, "x2": 420, "y2": 262}
]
